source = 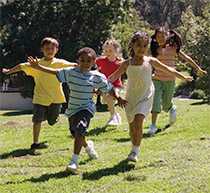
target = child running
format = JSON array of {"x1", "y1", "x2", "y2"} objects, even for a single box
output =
[
  {"x1": 3, "y1": 37, "x2": 76, "y2": 150},
  {"x1": 148, "y1": 27, "x2": 207, "y2": 135},
  {"x1": 27, "y1": 47, "x2": 127, "y2": 173},
  {"x1": 109, "y1": 31, "x2": 193, "y2": 162},
  {"x1": 96, "y1": 39, "x2": 124, "y2": 126}
]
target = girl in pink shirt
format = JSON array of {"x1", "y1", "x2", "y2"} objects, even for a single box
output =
[
  {"x1": 96, "y1": 39, "x2": 124, "y2": 126},
  {"x1": 148, "y1": 27, "x2": 207, "y2": 135}
]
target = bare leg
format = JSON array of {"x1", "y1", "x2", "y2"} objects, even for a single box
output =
[
  {"x1": 103, "y1": 94, "x2": 115, "y2": 116},
  {"x1": 129, "y1": 114, "x2": 144, "y2": 146},
  {"x1": 33, "y1": 122, "x2": 41, "y2": 144},
  {"x1": 151, "y1": 112, "x2": 158, "y2": 126},
  {"x1": 74, "y1": 133, "x2": 86, "y2": 155}
]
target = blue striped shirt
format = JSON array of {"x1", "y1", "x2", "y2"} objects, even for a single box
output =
[{"x1": 56, "y1": 67, "x2": 113, "y2": 117}]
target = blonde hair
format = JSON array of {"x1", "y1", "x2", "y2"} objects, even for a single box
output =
[{"x1": 102, "y1": 38, "x2": 122, "y2": 58}]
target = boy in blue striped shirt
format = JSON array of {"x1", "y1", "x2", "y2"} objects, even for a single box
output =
[{"x1": 27, "y1": 47, "x2": 127, "y2": 173}]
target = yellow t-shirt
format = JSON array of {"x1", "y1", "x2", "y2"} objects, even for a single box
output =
[{"x1": 20, "y1": 57, "x2": 71, "y2": 106}]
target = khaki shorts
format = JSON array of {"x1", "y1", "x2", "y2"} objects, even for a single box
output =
[{"x1": 32, "y1": 103, "x2": 61, "y2": 125}]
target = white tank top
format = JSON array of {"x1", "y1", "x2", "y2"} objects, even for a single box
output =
[{"x1": 126, "y1": 56, "x2": 154, "y2": 105}]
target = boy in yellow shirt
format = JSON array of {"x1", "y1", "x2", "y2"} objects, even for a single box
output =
[{"x1": 3, "y1": 37, "x2": 76, "y2": 150}]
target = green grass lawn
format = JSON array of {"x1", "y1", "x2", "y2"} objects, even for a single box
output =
[{"x1": 0, "y1": 99, "x2": 210, "y2": 193}]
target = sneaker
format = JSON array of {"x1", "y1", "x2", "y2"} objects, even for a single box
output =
[
  {"x1": 66, "y1": 160, "x2": 78, "y2": 174},
  {"x1": 147, "y1": 124, "x2": 158, "y2": 136},
  {"x1": 107, "y1": 113, "x2": 120, "y2": 126},
  {"x1": 30, "y1": 142, "x2": 48, "y2": 150},
  {"x1": 127, "y1": 151, "x2": 138, "y2": 162},
  {"x1": 86, "y1": 140, "x2": 98, "y2": 159},
  {"x1": 169, "y1": 106, "x2": 176, "y2": 125},
  {"x1": 116, "y1": 113, "x2": 122, "y2": 125}
]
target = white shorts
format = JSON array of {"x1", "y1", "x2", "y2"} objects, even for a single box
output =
[{"x1": 125, "y1": 94, "x2": 154, "y2": 123}]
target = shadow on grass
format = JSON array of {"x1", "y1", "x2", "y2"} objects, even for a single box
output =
[
  {"x1": 114, "y1": 127, "x2": 168, "y2": 142},
  {"x1": 79, "y1": 158, "x2": 93, "y2": 165},
  {"x1": 88, "y1": 125, "x2": 116, "y2": 136},
  {"x1": 190, "y1": 100, "x2": 209, "y2": 106},
  {"x1": 114, "y1": 137, "x2": 130, "y2": 143},
  {"x1": 96, "y1": 104, "x2": 108, "y2": 112},
  {"x1": 7, "y1": 160, "x2": 133, "y2": 184},
  {"x1": 82, "y1": 159, "x2": 135, "y2": 180},
  {"x1": 27, "y1": 171, "x2": 71, "y2": 183},
  {"x1": 4, "y1": 170, "x2": 72, "y2": 185},
  {"x1": 0, "y1": 148, "x2": 39, "y2": 159},
  {"x1": 1, "y1": 110, "x2": 32, "y2": 116}
]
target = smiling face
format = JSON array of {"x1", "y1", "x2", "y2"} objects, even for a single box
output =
[
  {"x1": 103, "y1": 43, "x2": 117, "y2": 58},
  {"x1": 132, "y1": 37, "x2": 149, "y2": 57},
  {"x1": 156, "y1": 30, "x2": 167, "y2": 46},
  {"x1": 78, "y1": 53, "x2": 95, "y2": 72},
  {"x1": 41, "y1": 43, "x2": 58, "y2": 59}
]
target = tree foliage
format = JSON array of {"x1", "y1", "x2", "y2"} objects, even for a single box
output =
[
  {"x1": 0, "y1": 0, "x2": 131, "y2": 68},
  {"x1": 178, "y1": 3, "x2": 210, "y2": 100}
]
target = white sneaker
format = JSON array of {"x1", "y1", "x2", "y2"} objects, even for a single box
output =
[
  {"x1": 86, "y1": 140, "x2": 98, "y2": 159},
  {"x1": 169, "y1": 106, "x2": 176, "y2": 125},
  {"x1": 66, "y1": 160, "x2": 78, "y2": 174},
  {"x1": 147, "y1": 124, "x2": 158, "y2": 136},
  {"x1": 127, "y1": 151, "x2": 138, "y2": 162},
  {"x1": 116, "y1": 113, "x2": 122, "y2": 125},
  {"x1": 107, "y1": 113, "x2": 121, "y2": 126}
]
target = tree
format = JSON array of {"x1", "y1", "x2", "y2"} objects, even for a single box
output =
[
  {"x1": 0, "y1": 0, "x2": 131, "y2": 67},
  {"x1": 134, "y1": 0, "x2": 209, "y2": 28},
  {"x1": 178, "y1": 4, "x2": 210, "y2": 101},
  {"x1": 111, "y1": 7, "x2": 152, "y2": 58},
  {"x1": 134, "y1": 0, "x2": 187, "y2": 28},
  {"x1": 0, "y1": 0, "x2": 132, "y2": 97}
]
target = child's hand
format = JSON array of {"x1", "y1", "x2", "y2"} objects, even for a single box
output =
[
  {"x1": 2, "y1": 68, "x2": 10, "y2": 75},
  {"x1": 27, "y1": 56, "x2": 39, "y2": 66},
  {"x1": 197, "y1": 68, "x2": 207, "y2": 77},
  {"x1": 116, "y1": 96, "x2": 128, "y2": 108},
  {"x1": 93, "y1": 89, "x2": 102, "y2": 96},
  {"x1": 185, "y1": 76, "x2": 193, "y2": 82}
]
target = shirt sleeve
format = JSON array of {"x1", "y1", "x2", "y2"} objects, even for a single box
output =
[
  {"x1": 20, "y1": 63, "x2": 37, "y2": 77},
  {"x1": 56, "y1": 67, "x2": 72, "y2": 83},
  {"x1": 57, "y1": 59, "x2": 76, "y2": 68},
  {"x1": 95, "y1": 73, "x2": 113, "y2": 93}
]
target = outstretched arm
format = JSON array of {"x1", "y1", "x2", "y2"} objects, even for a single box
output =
[
  {"x1": 108, "y1": 60, "x2": 129, "y2": 82},
  {"x1": 27, "y1": 56, "x2": 58, "y2": 75},
  {"x1": 108, "y1": 88, "x2": 127, "y2": 108},
  {"x1": 178, "y1": 51, "x2": 207, "y2": 77},
  {"x1": 150, "y1": 57, "x2": 193, "y2": 82},
  {"x1": 63, "y1": 62, "x2": 78, "y2": 67},
  {"x1": 3, "y1": 64, "x2": 22, "y2": 75}
]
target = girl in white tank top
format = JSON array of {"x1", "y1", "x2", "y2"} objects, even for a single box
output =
[{"x1": 109, "y1": 31, "x2": 193, "y2": 162}]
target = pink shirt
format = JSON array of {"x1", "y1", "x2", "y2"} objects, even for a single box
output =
[{"x1": 153, "y1": 46, "x2": 177, "y2": 81}]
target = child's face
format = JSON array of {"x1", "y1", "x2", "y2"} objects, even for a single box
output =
[
  {"x1": 156, "y1": 31, "x2": 167, "y2": 46},
  {"x1": 133, "y1": 38, "x2": 148, "y2": 57},
  {"x1": 103, "y1": 44, "x2": 116, "y2": 58},
  {"x1": 78, "y1": 53, "x2": 95, "y2": 71},
  {"x1": 41, "y1": 43, "x2": 58, "y2": 59}
]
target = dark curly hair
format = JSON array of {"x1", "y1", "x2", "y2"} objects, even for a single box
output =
[
  {"x1": 76, "y1": 47, "x2": 97, "y2": 60},
  {"x1": 128, "y1": 31, "x2": 149, "y2": 57}
]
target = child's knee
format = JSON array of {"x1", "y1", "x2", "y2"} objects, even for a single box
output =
[
  {"x1": 48, "y1": 118, "x2": 58, "y2": 126},
  {"x1": 75, "y1": 132, "x2": 85, "y2": 140},
  {"x1": 162, "y1": 103, "x2": 173, "y2": 112}
]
